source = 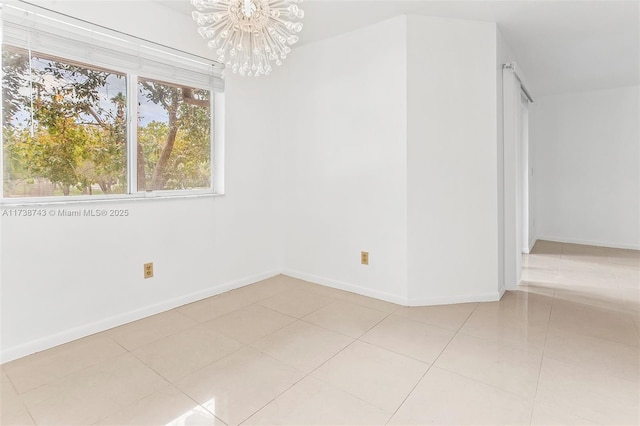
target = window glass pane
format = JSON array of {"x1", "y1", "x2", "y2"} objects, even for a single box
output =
[
  {"x1": 2, "y1": 45, "x2": 127, "y2": 197},
  {"x1": 137, "y1": 78, "x2": 211, "y2": 192}
]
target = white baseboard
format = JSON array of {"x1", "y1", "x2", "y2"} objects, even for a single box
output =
[
  {"x1": 0, "y1": 270, "x2": 280, "y2": 363},
  {"x1": 282, "y1": 269, "x2": 503, "y2": 307},
  {"x1": 282, "y1": 269, "x2": 410, "y2": 305},
  {"x1": 536, "y1": 235, "x2": 640, "y2": 251},
  {"x1": 405, "y1": 290, "x2": 502, "y2": 307}
]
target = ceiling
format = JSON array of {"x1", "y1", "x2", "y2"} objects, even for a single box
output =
[{"x1": 158, "y1": 0, "x2": 640, "y2": 96}]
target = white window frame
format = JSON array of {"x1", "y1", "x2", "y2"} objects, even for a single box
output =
[{"x1": 0, "y1": 2, "x2": 225, "y2": 206}]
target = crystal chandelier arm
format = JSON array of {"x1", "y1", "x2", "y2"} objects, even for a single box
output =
[
  {"x1": 198, "y1": 18, "x2": 229, "y2": 37},
  {"x1": 268, "y1": 25, "x2": 293, "y2": 52},
  {"x1": 215, "y1": 22, "x2": 235, "y2": 54},
  {"x1": 192, "y1": 0, "x2": 222, "y2": 11},
  {"x1": 263, "y1": 30, "x2": 283, "y2": 56},
  {"x1": 192, "y1": 0, "x2": 303, "y2": 76}
]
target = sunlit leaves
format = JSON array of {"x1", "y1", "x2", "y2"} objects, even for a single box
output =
[{"x1": 138, "y1": 79, "x2": 211, "y2": 191}]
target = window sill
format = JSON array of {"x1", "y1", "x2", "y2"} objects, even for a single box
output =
[{"x1": 0, "y1": 191, "x2": 224, "y2": 208}]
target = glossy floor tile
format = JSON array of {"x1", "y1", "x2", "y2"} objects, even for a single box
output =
[
  {"x1": 1, "y1": 369, "x2": 35, "y2": 426},
  {"x1": 530, "y1": 402, "x2": 599, "y2": 426},
  {"x1": 311, "y1": 340, "x2": 428, "y2": 413},
  {"x1": 249, "y1": 320, "x2": 353, "y2": 373},
  {"x1": 203, "y1": 304, "x2": 297, "y2": 344},
  {"x1": 393, "y1": 302, "x2": 477, "y2": 331},
  {"x1": 434, "y1": 332, "x2": 544, "y2": 399},
  {"x1": 242, "y1": 376, "x2": 390, "y2": 425},
  {"x1": 106, "y1": 310, "x2": 198, "y2": 351},
  {"x1": 257, "y1": 288, "x2": 335, "y2": 318},
  {"x1": 23, "y1": 354, "x2": 168, "y2": 425},
  {"x1": 131, "y1": 323, "x2": 244, "y2": 382},
  {"x1": 459, "y1": 303, "x2": 550, "y2": 347},
  {"x1": 97, "y1": 385, "x2": 224, "y2": 426},
  {"x1": 387, "y1": 367, "x2": 533, "y2": 425},
  {"x1": 543, "y1": 327, "x2": 640, "y2": 381},
  {"x1": 176, "y1": 347, "x2": 304, "y2": 425},
  {"x1": 548, "y1": 298, "x2": 639, "y2": 346},
  {"x1": 3, "y1": 334, "x2": 127, "y2": 394},
  {"x1": 1, "y1": 242, "x2": 638, "y2": 426},
  {"x1": 536, "y1": 356, "x2": 640, "y2": 425},
  {"x1": 302, "y1": 300, "x2": 388, "y2": 338},
  {"x1": 360, "y1": 314, "x2": 455, "y2": 363}
]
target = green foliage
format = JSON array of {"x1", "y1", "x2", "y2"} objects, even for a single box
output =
[
  {"x1": 138, "y1": 80, "x2": 211, "y2": 191},
  {"x1": 138, "y1": 115, "x2": 210, "y2": 190},
  {"x1": 5, "y1": 110, "x2": 126, "y2": 196}
]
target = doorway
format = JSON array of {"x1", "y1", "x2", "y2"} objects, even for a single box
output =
[{"x1": 503, "y1": 63, "x2": 533, "y2": 290}]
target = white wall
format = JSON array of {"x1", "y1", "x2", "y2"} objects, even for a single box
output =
[
  {"x1": 406, "y1": 16, "x2": 500, "y2": 304},
  {"x1": 533, "y1": 86, "x2": 640, "y2": 249},
  {"x1": 42, "y1": 0, "x2": 215, "y2": 59},
  {"x1": 279, "y1": 15, "x2": 504, "y2": 305},
  {"x1": 280, "y1": 17, "x2": 409, "y2": 304},
  {"x1": 0, "y1": 1, "x2": 283, "y2": 362}
]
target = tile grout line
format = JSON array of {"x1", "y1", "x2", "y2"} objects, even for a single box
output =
[
  {"x1": 383, "y1": 302, "x2": 480, "y2": 425},
  {"x1": 111, "y1": 340, "x2": 252, "y2": 425},
  {"x1": 5, "y1": 338, "x2": 132, "y2": 426},
  {"x1": 26, "y1": 407, "x2": 37, "y2": 426},
  {"x1": 5, "y1": 333, "x2": 129, "y2": 398},
  {"x1": 357, "y1": 314, "x2": 465, "y2": 365},
  {"x1": 203, "y1": 305, "x2": 300, "y2": 344},
  {"x1": 106, "y1": 332, "x2": 131, "y2": 353},
  {"x1": 237, "y1": 326, "x2": 358, "y2": 425},
  {"x1": 171, "y1": 384, "x2": 230, "y2": 426},
  {"x1": 127, "y1": 337, "x2": 248, "y2": 387},
  {"x1": 88, "y1": 358, "x2": 173, "y2": 425},
  {"x1": 108, "y1": 307, "x2": 236, "y2": 352},
  {"x1": 256, "y1": 295, "x2": 339, "y2": 321},
  {"x1": 3, "y1": 371, "x2": 38, "y2": 426},
  {"x1": 238, "y1": 310, "x2": 396, "y2": 425},
  {"x1": 527, "y1": 291, "x2": 555, "y2": 426},
  {"x1": 611, "y1": 264, "x2": 640, "y2": 316},
  {"x1": 167, "y1": 316, "x2": 317, "y2": 425},
  {"x1": 297, "y1": 310, "x2": 393, "y2": 341}
]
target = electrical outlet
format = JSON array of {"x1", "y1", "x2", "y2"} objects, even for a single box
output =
[
  {"x1": 144, "y1": 262, "x2": 154, "y2": 279},
  {"x1": 361, "y1": 251, "x2": 369, "y2": 265}
]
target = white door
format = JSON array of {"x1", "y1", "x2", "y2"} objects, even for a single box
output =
[
  {"x1": 503, "y1": 66, "x2": 532, "y2": 289},
  {"x1": 519, "y1": 94, "x2": 530, "y2": 254}
]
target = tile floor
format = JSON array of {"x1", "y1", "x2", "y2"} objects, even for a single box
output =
[{"x1": 1, "y1": 241, "x2": 639, "y2": 425}]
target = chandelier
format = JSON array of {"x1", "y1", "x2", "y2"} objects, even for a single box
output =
[{"x1": 191, "y1": 0, "x2": 304, "y2": 77}]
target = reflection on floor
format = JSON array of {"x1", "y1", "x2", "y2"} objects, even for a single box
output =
[{"x1": 2, "y1": 240, "x2": 639, "y2": 425}]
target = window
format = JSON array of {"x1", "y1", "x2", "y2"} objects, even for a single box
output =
[
  {"x1": 3, "y1": 47, "x2": 128, "y2": 197},
  {"x1": 137, "y1": 79, "x2": 211, "y2": 192},
  {"x1": 1, "y1": 3, "x2": 224, "y2": 202}
]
